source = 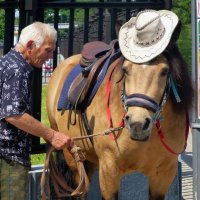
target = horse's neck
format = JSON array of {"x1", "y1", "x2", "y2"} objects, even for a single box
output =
[
  {"x1": 161, "y1": 99, "x2": 187, "y2": 138},
  {"x1": 164, "y1": 99, "x2": 185, "y2": 119}
]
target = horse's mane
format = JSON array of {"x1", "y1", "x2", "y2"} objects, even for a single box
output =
[
  {"x1": 161, "y1": 20, "x2": 193, "y2": 113},
  {"x1": 163, "y1": 42, "x2": 193, "y2": 113}
]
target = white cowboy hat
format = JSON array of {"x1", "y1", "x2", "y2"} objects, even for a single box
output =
[{"x1": 118, "y1": 9, "x2": 179, "y2": 63}]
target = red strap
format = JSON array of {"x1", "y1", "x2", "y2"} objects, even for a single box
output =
[
  {"x1": 155, "y1": 113, "x2": 189, "y2": 155},
  {"x1": 155, "y1": 120, "x2": 178, "y2": 155},
  {"x1": 106, "y1": 60, "x2": 124, "y2": 140},
  {"x1": 106, "y1": 69, "x2": 113, "y2": 128}
]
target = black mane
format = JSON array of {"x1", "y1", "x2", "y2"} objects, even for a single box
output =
[{"x1": 163, "y1": 43, "x2": 193, "y2": 113}]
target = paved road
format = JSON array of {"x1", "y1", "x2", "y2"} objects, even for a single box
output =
[{"x1": 180, "y1": 129, "x2": 193, "y2": 200}]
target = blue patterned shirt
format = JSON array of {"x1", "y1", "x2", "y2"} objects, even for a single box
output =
[{"x1": 0, "y1": 49, "x2": 33, "y2": 167}]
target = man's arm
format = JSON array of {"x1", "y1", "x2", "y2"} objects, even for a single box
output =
[{"x1": 5, "y1": 113, "x2": 73, "y2": 150}]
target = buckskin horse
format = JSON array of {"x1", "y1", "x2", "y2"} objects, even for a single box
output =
[{"x1": 43, "y1": 10, "x2": 193, "y2": 200}]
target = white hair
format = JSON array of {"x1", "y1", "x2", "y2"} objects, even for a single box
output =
[{"x1": 18, "y1": 21, "x2": 57, "y2": 48}]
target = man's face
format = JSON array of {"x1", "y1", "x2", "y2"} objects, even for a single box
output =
[{"x1": 27, "y1": 37, "x2": 56, "y2": 68}]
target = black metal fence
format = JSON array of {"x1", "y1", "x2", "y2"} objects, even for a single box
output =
[{"x1": 0, "y1": 0, "x2": 172, "y2": 153}]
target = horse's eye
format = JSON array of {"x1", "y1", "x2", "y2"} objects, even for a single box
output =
[
  {"x1": 122, "y1": 67, "x2": 129, "y2": 75},
  {"x1": 160, "y1": 67, "x2": 169, "y2": 76}
]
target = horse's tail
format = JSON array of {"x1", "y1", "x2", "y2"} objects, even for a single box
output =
[
  {"x1": 57, "y1": 150, "x2": 77, "y2": 185},
  {"x1": 49, "y1": 150, "x2": 78, "y2": 200}
]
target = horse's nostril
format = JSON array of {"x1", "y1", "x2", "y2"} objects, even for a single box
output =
[
  {"x1": 125, "y1": 115, "x2": 130, "y2": 121},
  {"x1": 143, "y1": 117, "x2": 151, "y2": 131}
]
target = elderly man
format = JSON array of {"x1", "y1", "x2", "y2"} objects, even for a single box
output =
[{"x1": 0, "y1": 22, "x2": 73, "y2": 200}]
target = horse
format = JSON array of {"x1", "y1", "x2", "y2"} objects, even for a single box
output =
[{"x1": 44, "y1": 30, "x2": 193, "y2": 200}]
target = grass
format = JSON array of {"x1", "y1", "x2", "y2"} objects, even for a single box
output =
[
  {"x1": 41, "y1": 85, "x2": 50, "y2": 127},
  {"x1": 31, "y1": 85, "x2": 49, "y2": 165},
  {"x1": 31, "y1": 153, "x2": 46, "y2": 165}
]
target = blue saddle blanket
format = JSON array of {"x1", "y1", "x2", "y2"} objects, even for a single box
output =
[
  {"x1": 57, "y1": 64, "x2": 83, "y2": 111},
  {"x1": 57, "y1": 49, "x2": 121, "y2": 112}
]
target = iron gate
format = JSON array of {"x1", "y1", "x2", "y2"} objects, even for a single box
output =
[
  {"x1": 0, "y1": 1, "x2": 184, "y2": 200},
  {"x1": 0, "y1": 0, "x2": 172, "y2": 153}
]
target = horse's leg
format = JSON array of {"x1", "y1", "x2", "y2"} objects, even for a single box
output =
[
  {"x1": 84, "y1": 160, "x2": 97, "y2": 181},
  {"x1": 98, "y1": 159, "x2": 120, "y2": 200},
  {"x1": 101, "y1": 193, "x2": 118, "y2": 200},
  {"x1": 148, "y1": 162, "x2": 177, "y2": 200}
]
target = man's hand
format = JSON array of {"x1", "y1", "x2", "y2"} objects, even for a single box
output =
[
  {"x1": 5, "y1": 113, "x2": 74, "y2": 150},
  {"x1": 50, "y1": 131, "x2": 74, "y2": 150}
]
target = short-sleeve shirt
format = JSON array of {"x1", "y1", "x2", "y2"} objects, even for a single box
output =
[{"x1": 0, "y1": 49, "x2": 33, "y2": 167}]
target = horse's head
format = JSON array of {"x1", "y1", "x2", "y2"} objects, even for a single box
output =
[
  {"x1": 122, "y1": 55, "x2": 170, "y2": 141},
  {"x1": 117, "y1": 9, "x2": 193, "y2": 141}
]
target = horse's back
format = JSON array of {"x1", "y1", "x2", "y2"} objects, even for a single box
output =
[{"x1": 47, "y1": 54, "x2": 81, "y2": 130}]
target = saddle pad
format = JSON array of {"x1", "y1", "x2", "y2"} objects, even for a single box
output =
[
  {"x1": 57, "y1": 62, "x2": 107, "y2": 111},
  {"x1": 58, "y1": 46, "x2": 122, "y2": 112},
  {"x1": 57, "y1": 64, "x2": 82, "y2": 111}
]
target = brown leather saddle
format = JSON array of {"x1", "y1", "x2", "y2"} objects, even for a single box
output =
[{"x1": 66, "y1": 39, "x2": 121, "y2": 111}]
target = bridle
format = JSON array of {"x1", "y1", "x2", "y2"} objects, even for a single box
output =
[
  {"x1": 43, "y1": 57, "x2": 188, "y2": 200},
  {"x1": 120, "y1": 70, "x2": 189, "y2": 155},
  {"x1": 105, "y1": 59, "x2": 189, "y2": 152},
  {"x1": 121, "y1": 73, "x2": 181, "y2": 123}
]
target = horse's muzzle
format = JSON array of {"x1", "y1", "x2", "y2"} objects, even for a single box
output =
[
  {"x1": 124, "y1": 113, "x2": 153, "y2": 141},
  {"x1": 130, "y1": 134, "x2": 150, "y2": 141}
]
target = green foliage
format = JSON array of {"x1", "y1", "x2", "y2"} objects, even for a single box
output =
[
  {"x1": 178, "y1": 24, "x2": 192, "y2": 71},
  {"x1": 0, "y1": 9, "x2": 4, "y2": 42},
  {"x1": 172, "y1": 0, "x2": 192, "y2": 72},
  {"x1": 172, "y1": 0, "x2": 191, "y2": 24},
  {"x1": 31, "y1": 153, "x2": 46, "y2": 165},
  {"x1": 44, "y1": 7, "x2": 97, "y2": 38}
]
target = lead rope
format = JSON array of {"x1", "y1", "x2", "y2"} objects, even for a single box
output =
[
  {"x1": 42, "y1": 144, "x2": 90, "y2": 200},
  {"x1": 42, "y1": 126, "x2": 124, "y2": 200},
  {"x1": 154, "y1": 75, "x2": 188, "y2": 155},
  {"x1": 155, "y1": 112, "x2": 189, "y2": 155},
  {"x1": 105, "y1": 56, "x2": 125, "y2": 140}
]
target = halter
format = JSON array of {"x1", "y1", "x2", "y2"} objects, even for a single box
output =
[
  {"x1": 119, "y1": 72, "x2": 187, "y2": 155},
  {"x1": 121, "y1": 73, "x2": 181, "y2": 122},
  {"x1": 105, "y1": 58, "x2": 188, "y2": 155}
]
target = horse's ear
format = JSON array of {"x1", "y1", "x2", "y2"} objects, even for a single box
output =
[
  {"x1": 171, "y1": 20, "x2": 182, "y2": 43},
  {"x1": 165, "y1": 20, "x2": 182, "y2": 51}
]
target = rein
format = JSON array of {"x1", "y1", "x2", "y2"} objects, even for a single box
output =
[
  {"x1": 122, "y1": 74, "x2": 179, "y2": 122},
  {"x1": 42, "y1": 145, "x2": 89, "y2": 200},
  {"x1": 43, "y1": 55, "x2": 188, "y2": 198},
  {"x1": 105, "y1": 63, "x2": 188, "y2": 154},
  {"x1": 105, "y1": 55, "x2": 125, "y2": 140},
  {"x1": 155, "y1": 112, "x2": 189, "y2": 155},
  {"x1": 43, "y1": 66, "x2": 189, "y2": 200},
  {"x1": 42, "y1": 126, "x2": 123, "y2": 200},
  {"x1": 120, "y1": 72, "x2": 189, "y2": 155}
]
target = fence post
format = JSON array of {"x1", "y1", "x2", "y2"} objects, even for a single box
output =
[
  {"x1": 104, "y1": 10, "x2": 111, "y2": 43},
  {"x1": 3, "y1": 8, "x2": 15, "y2": 54}
]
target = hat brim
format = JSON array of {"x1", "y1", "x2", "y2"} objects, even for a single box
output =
[{"x1": 119, "y1": 10, "x2": 178, "y2": 64}]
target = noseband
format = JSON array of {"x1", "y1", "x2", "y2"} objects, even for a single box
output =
[
  {"x1": 105, "y1": 62, "x2": 187, "y2": 155},
  {"x1": 120, "y1": 73, "x2": 187, "y2": 155},
  {"x1": 122, "y1": 74, "x2": 181, "y2": 122}
]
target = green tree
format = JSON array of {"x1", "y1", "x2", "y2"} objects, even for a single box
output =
[
  {"x1": 172, "y1": 0, "x2": 191, "y2": 24},
  {"x1": 0, "y1": 9, "x2": 4, "y2": 42},
  {"x1": 172, "y1": 0, "x2": 192, "y2": 70}
]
